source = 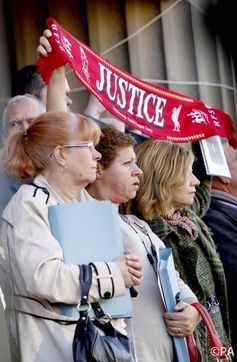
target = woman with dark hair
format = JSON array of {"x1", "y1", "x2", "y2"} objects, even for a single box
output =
[{"x1": 86, "y1": 127, "x2": 201, "y2": 361}]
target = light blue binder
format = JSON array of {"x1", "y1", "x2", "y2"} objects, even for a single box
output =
[
  {"x1": 48, "y1": 200, "x2": 133, "y2": 319},
  {"x1": 159, "y1": 248, "x2": 190, "y2": 362}
]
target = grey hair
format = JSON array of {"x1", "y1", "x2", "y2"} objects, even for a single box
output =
[{"x1": 2, "y1": 95, "x2": 46, "y2": 135}]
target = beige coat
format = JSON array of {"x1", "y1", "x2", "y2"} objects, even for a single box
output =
[
  {"x1": 0, "y1": 175, "x2": 126, "y2": 362},
  {"x1": 119, "y1": 214, "x2": 197, "y2": 362},
  {"x1": 79, "y1": 191, "x2": 198, "y2": 361}
]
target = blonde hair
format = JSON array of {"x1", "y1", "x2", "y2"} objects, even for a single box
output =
[
  {"x1": 1, "y1": 111, "x2": 101, "y2": 181},
  {"x1": 128, "y1": 139, "x2": 194, "y2": 220}
]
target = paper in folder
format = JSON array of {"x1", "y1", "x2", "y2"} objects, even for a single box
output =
[
  {"x1": 159, "y1": 248, "x2": 190, "y2": 362},
  {"x1": 48, "y1": 200, "x2": 132, "y2": 319}
]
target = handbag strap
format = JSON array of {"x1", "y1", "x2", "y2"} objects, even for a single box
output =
[
  {"x1": 186, "y1": 334, "x2": 201, "y2": 362},
  {"x1": 78, "y1": 264, "x2": 92, "y2": 314},
  {"x1": 188, "y1": 302, "x2": 228, "y2": 361},
  {"x1": 78, "y1": 264, "x2": 106, "y2": 319}
]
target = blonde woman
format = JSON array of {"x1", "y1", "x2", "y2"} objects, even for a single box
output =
[{"x1": 123, "y1": 139, "x2": 231, "y2": 361}]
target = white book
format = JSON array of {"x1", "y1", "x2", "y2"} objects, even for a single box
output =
[{"x1": 199, "y1": 136, "x2": 231, "y2": 177}]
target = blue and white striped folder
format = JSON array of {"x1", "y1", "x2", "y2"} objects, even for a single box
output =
[{"x1": 48, "y1": 200, "x2": 133, "y2": 319}]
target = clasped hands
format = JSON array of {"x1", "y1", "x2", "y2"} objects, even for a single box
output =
[{"x1": 116, "y1": 252, "x2": 143, "y2": 289}]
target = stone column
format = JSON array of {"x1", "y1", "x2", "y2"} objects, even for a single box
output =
[
  {"x1": 125, "y1": 0, "x2": 166, "y2": 84},
  {"x1": 191, "y1": 0, "x2": 223, "y2": 108},
  {"x1": 216, "y1": 39, "x2": 237, "y2": 124},
  {"x1": 86, "y1": 0, "x2": 129, "y2": 118},
  {"x1": 10, "y1": 0, "x2": 44, "y2": 68},
  {"x1": 87, "y1": 0, "x2": 129, "y2": 70},
  {"x1": 160, "y1": 0, "x2": 199, "y2": 98},
  {"x1": 48, "y1": 0, "x2": 90, "y2": 113}
]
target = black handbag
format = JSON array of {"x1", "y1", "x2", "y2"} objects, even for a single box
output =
[{"x1": 72, "y1": 264, "x2": 133, "y2": 362}]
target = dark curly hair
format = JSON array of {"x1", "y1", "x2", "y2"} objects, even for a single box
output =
[{"x1": 96, "y1": 127, "x2": 136, "y2": 169}]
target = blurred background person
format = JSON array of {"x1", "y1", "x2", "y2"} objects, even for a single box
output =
[
  {"x1": 11, "y1": 64, "x2": 72, "y2": 110},
  {"x1": 12, "y1": 64, "x2": 47, "y2": 105},
  {"x1": 0, "y1": 95, "x2": 46, "y2": 225},
  {"x1": 204, "y1": 141, "x2": 237, "y2": 357},
  {"x1": 2, "y1": 94, "x2": 45, "y2": 139}
]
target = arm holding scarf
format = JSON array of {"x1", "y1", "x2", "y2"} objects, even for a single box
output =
[
  {"x1": 37, "y1": 29, "x2": 68, "y2": 112},
  {"x1": 37, "y1": 18, "x2": 237, "y2": 147}
]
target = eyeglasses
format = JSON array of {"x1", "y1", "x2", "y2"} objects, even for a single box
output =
[
  {"x1": 63, "y1": 142, "x2": 94, "y2": 151},
  {"x1": 48, "y1": 142, "x2": 94, "y2": 158}
]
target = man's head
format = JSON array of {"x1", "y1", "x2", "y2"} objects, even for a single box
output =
[
  {"x1": 2, "y1": 95, "x2": 45, "y2": 140},
  {"x1": 11, "y1": 64, "x2": 72, "y2": 110},
  {"x1": 212, "y1": 142, "x2": 237, "y2": 197},
  {"x1": 12, "y1": 64, "x2": 47, "y2": 103}
]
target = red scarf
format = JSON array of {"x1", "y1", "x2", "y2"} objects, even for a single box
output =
[{"x1": 37, "y1": 18, "x2": 237, "y2": 147}]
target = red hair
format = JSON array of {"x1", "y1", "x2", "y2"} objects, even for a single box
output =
[{"x1": 1, "y1": 111, "x2": 101, "y2": 181}]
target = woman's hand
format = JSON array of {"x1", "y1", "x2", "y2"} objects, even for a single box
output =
[
  {"x1": 163, "y1": 301, "x2": 201, "y2": 337},
  {"x1": 115, "y1": 252, "x2": 143, "y2": 288},
  {"x1": 37, "y1": 29, "x2": 52, "y2": 57},
  {"x1": 36, "y1": 29, "x2": 68, "y2": 112}
]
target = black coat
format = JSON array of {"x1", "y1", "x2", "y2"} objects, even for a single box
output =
[{"x1": 204, "y1": 193, "x2": 237, "y2": 357}]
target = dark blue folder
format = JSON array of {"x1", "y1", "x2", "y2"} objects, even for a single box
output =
[{"x1": 48, "y1": 200, "x2": 132, "y2": 318}]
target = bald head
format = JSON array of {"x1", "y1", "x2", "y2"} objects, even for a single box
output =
[{"x1": 2, "y1": 95, "x2": 45, "y2": 139}]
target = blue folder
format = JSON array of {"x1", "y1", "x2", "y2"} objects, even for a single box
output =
[
  {"x1": 48, "y1": 200, "x2": 132, "y2": 319},
  {"x1": 159, "y1": 248, "x2": 190, "y2": 362}
]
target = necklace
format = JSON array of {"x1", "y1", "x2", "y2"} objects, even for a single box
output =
[{"x1": 119, "y1": 214, "x2": 158, "y2": 276}]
